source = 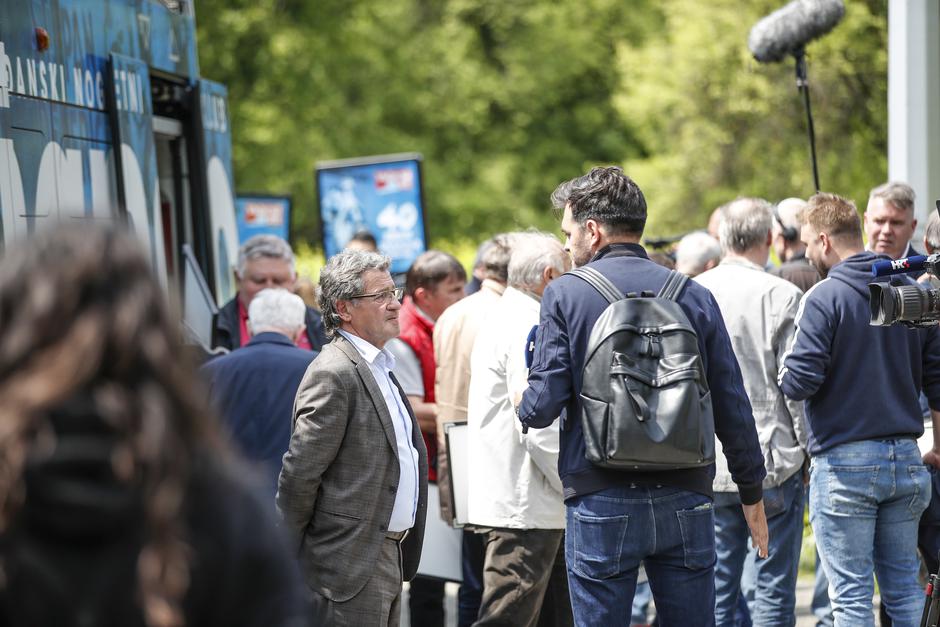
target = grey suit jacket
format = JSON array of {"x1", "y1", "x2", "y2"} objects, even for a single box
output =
[{"x1": 276, "y1": 334, "x2": 429, "y2": 602}]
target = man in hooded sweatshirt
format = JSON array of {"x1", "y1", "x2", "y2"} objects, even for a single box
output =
[{"x1": 779, "y1": 192, "x2": 940, "y2": 627}]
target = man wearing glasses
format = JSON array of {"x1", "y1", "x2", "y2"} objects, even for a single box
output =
[{"x1": 277, "y1": 249, "x2": 429, "y2": 626}]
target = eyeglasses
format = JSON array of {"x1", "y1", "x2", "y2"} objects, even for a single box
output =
[{"x1": 348, "y1": 287, "x2": 404, "y2": 305}]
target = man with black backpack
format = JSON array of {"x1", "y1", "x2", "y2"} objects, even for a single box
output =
[{"x1": 516, "y1": 166, "x2": 768, "y2": 626}]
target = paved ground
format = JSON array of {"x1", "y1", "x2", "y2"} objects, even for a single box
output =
[{"x1": 401, "y1": 577, "x2": 877, "y2": 626}]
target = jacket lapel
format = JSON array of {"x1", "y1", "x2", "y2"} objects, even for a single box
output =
[{"x1": 334, "y1": 335, "x2": 400, "y2": 454}]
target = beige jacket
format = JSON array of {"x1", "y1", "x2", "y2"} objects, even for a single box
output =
[{"x1": 432, "y1": 279, "x2": 505, "y2": 522}]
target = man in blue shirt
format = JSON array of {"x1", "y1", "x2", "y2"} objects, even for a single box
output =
[
  {"x1": 517, "y1": 166, "x2": 768, "y2": 626},
  {"x1": 779, "y1": 192, "x2": 940, "y2": 626}
]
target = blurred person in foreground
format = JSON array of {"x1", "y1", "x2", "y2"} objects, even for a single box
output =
[
  {"x1": 277, "y1": 249, "x2": 428, "y2": 626},
  {"x1": 769, "y1": 197, "x2": 821, "y2": 293},
  {"x1": 212, "y1": 234, "x2": 327, "y2": 353},
  {"x1": 0, "y1": 225, "x2": 307, "y2": 627},
  {"x1": 779, "y1": 193, "x2": 940, "y2": 626},
  {"x1": 696, "y1": 198, "x2": 807, "y2": 626},
  {"x1": 517, "y1": 166, "x2": 767, "y2": 626},
  {"x1": 467, "y1": 232, "x2": 572, "y2": 626},
  {"x1": 433, "y1": 233, "x2": 515, "y2": 625},
  {"x1": 200, "y1": 288, "x2": 315, "y2": 499},
  {"x1": 675, "y1": 231, "x2": 721, "y2": 278}
]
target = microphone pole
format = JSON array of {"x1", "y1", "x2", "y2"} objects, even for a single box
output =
[{"x1": 793, "y1": 46, "x2": 821, "y2": 193}]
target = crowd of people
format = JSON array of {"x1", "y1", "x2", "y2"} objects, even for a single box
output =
[{"x1": 0, "y1": 168, "x2": 937, "y2": 627}]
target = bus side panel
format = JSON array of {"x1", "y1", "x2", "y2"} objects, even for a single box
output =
[
  {"x1": 192, "y1": 80, "x2": 237, "y2": 305},
  {"x1": 51, "y1": 102, "x2": 115, "y2": 221},
  {"x1": 107, "y1": 52, "x2": 166, "y2": 283}
]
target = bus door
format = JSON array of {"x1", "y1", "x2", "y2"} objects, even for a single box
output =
[
  {"x1": 191, "y1": 80, "x2": 238, "y2": 305},
  {"x1": 107, "y1": 52, "x2": 167, "y2": 285}
]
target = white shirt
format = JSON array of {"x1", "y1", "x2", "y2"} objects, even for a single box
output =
[
  {"x1": 338, "y1": 330, "x2": 420, "y2": 532},
  {"x1": 466, "y1": 287, "x2": 565, "y2": 529}
]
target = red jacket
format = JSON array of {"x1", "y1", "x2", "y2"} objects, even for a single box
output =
[{"x1": 397, "y1": 297, "x2": 438, "y2": 482}]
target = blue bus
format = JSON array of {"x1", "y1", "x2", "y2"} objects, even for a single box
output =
[{"x1": 0, "y1": 0, "x2": 238, "y2": 343}]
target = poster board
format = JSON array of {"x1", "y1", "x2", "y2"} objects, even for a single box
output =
[
  {"x1": 235, "y1": 194, "x2": 291, "y2": 244},
  {"x1": 315, "y1": 153, "x2": 427, "y2": 274}
]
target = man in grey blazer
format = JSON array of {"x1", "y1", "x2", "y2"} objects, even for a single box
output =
[{"x1": 277, "y1": 249, "x2": 429, "y2": 626}]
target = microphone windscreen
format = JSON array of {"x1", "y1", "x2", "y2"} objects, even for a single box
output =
[{"x1": 748, "y1": 0, "x2": 845, "y2": 63}]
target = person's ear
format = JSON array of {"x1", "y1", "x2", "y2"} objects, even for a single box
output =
[
  {"x1": 336, "y1": 299, "x2": 353, "y2": 323},
  {"x1": 585, "y1": 219, "x2": 603, "y2": 246},
  {"x1": 413, "y1": 286, "x2": 428, "y2": 307}
]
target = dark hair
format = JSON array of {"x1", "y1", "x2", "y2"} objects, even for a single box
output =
[
  {"x1": 405, "y1": 250, "x2": 467, "y2": 297},
  {"x1": 0, "y1": 225, "x2": 221, "y2": 627},
  {"x1": 551, "y1": 166, "x2": 647, "y2": 235},
  {"x1": 349, "y1": 230, "x2": 378, "y2": 248}
]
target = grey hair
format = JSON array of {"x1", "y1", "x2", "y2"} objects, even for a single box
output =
[
  {"x1": 248, "y1": 288, "x2": 306, "y2": 336},
  {"x1": 507, "y1": 232, "x2": 568, "y2": 289},
  {"x1": 480, "y1": 233, "x2": 515, "y2": 283},
  {"x1": 719, "y1": 197, "x2": 773, "y2": 254},
  {"x1": 318, "y1": 250, "x2": 390, "y2": 337},
  {"x1": 675, "y1": 231, "x2": 721, "y2": 277},
  {"x1": 925, "y1": 212, "x2": 940, "y2": 252},
  {"x1": 236, "y1": 234, "x2": 296, "y2": 277},
  {"x1": 870, "y1": 181, "x2": 916, "y2": 213}
]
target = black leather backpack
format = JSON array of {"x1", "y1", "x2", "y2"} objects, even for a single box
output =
[{"x1": 571, "y1": 266, "x2": 715, "y2": 471}]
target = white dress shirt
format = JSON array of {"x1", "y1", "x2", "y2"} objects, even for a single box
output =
[
  {"x1": 338, "y1": 330, "x2": 420, "y2": 532},
  {"x1": 466, "y1": 287, "x2": 565, "y2": 529}
]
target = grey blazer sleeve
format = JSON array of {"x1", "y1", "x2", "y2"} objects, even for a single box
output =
[{"x1": 276, "y1": 366, "x2": 348, "y2": 549}]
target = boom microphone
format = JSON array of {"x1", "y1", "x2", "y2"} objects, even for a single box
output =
[
  {"x1": 748, "y1": 0, "x2": 846, "y2": 63},
  {"x1": 871, "y1": 255, "x2": 933, "y2": 278}
]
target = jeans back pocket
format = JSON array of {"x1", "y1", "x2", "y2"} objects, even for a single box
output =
[{"x1": 676, "y1": 502, "x2": 716, "y2": 570}]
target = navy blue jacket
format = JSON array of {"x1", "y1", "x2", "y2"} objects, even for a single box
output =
[
  {"x1": 518, "y1": 244, "x2": 766, "y2": 504},
  {"x1": 211, "y1": 297, "x2": 328, "y2": 353},
  {"x1": 779, "y1": 251, "x2": 940, "y2": 455},
  {"x1": 201, "y1": 332, "x2": 316, "y2": 495}
]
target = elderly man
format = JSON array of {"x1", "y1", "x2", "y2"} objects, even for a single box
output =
[
  {"x1": 518, "y1": 166, "x2": 767, "y2": 626},
  {"x1": 201, "y1": 288, "x2": 316, "y2": 497},
  {"x1": 277, "y1": 250, "x2": 428, "y2": 626},
  {"x1": 467, "y1": 232, "x2": 572, "y2": 626},
  {"x1": 780, "y1": 193, "x2": 940, "y2": 626},
  {"x1": 212, "y1": 234, "x2": 327, "y2": 352},
  {"x1": 695, "y1": 198, "x2": 807, "y2": 626},
  {"x1": 865, "y1": 181, "x2": 921, "y2": 262},
  {"x1": 674, "y1": 230, "x2": 721, "y2": 278}
]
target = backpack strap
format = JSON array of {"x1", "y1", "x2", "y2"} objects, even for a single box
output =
[
  {"x1": 568, "y1": 267, "x2": 623, "y2": 304},
  {"x1": 657, "y1": 270, "x2": 689, "y2": 302}
]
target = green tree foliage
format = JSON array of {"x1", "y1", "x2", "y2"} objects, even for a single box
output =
[{"x1": 195, "y1": 0, "x2": 886, "y2": 245}]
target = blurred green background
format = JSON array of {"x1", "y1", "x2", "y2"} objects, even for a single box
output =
[{"x1": 196, "y1": 0, "x2": 888, "y2": 278}]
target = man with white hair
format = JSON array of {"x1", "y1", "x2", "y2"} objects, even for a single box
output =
[
  {"x1": 675, "y1": 231, "x2": 721, "y2": 278},
  {"x1": 201, "y1": 288, "x2": 316, "y2": 497},
  {"x1": 212, "y1": 234, "x2": 328, "y2": 352},
  {"x1": 770, "y1": 197, "x2": 821, "y2": 292},
  {"x1": 467, "y1": 232, "x2": 572, "y2": 626},
  {"x1": 695, "y1": 198, "x2": 807, "y2": 626}
]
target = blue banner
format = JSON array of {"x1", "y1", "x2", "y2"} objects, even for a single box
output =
[
  {"x1": 236, "y1": 195, "x2": 291, "y2": 243},
  {"x1": 317, "y1": 154, "x2": 427, "y2": 274}
]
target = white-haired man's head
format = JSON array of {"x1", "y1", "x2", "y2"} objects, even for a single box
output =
[
  {"x1": 507, "y1": 232, "x2": 571, "y2": 297},
  {"x1": 248, "y1": 288, "x2": 307, "y2": 342},
  {"x1": 773, "y1": 197, "x2": 808, "y2": 261},
  {"x1": 675, "y1": 231, "x2": 721, "y2": 278}
]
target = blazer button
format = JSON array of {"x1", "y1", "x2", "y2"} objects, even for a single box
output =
[
  {"x1": 388, "y1": 485, "x2": 397, "y2": 493},
  {"x1": 379, "y1": 524, "x2": 387, "y2": 532}
]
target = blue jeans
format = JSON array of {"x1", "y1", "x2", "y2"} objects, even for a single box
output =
[
  {"x1": 565, "y1": 485, "x2": 716, "y2": 627},
  {"x1": 810, "y1": 439, "x2": 931, "y2": 627},
  {"x1": 713, "y1": 470, "x2": 805, "y2": 627}
]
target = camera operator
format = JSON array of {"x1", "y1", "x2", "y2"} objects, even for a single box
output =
[{"x1": 778, "y1": 192, "x2": 940, "y2": 626}]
